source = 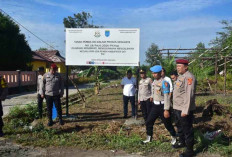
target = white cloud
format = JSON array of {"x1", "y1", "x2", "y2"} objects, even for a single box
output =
[
  {"x1": 124, "y1": 0, "x2": 225, "y2": 18},
  {"x1": 1, "y1": 0, "x2": 231, "y2": 63}
]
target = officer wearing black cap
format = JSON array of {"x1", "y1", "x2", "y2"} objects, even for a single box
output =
[
  {"x1": 0, "y1": 75, "x2": 8, "y2": 137},
  {"x1": 143, "y1": 65, "x2": 176, "y2": 145},
  {"x1": 172, "y1": 59, "x2": 196, "y2": 157},
  {"x1": 138, "y1": 69, "x2": 152, "y2": 122},
  {"x1": 37, "y1": 67, "x2": 45, "y2": 119}
]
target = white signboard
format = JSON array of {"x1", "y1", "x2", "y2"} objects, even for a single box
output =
[{"x1": 66, "y1": 28, "x2": 140, "y2": 66}]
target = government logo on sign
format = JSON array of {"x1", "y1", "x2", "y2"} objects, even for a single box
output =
[
  {"x1": 105, "y1": 30, "x2": 110, "y2": 37},
  {"x1": 94, "y1": 31, "x2": 101, "y2": 38}
]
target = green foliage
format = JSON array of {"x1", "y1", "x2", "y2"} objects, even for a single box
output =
[
  {"x1": 79, "y1": 66, "x2": 120, "y2": 82},
  {"x1": 195, "y1": 130, "x2": 232, "y2": 156},
  {"x1": 73, "y1": 76, "x2": 96, "y2": 84},
  {"x1": 210, "y1": 20, "x2": 232, "y2": 48},
  {"x1": 63, "y1": 11, "x2": 101, "y2": 28},
  {"x1": 145, "y1": 43, "x2": 161, "y2": 66},
  {"x1": 117, "y1": 66, "x2": 131, "y2": 77},
  {"x1": 160, "y1": 55, "x2": 176, "y2": 76},
  {"x1": 5, "y1": 103, "x2": 38, "y2": 128},
  {"x1": 38, "y1": 47, "x2": 48, "y2": 51},
  {"x1": 0, "y1": 12, "x2": 32, "y2": 70}
]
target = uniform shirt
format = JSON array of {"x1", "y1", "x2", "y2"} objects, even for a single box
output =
[
  {"x1": 152, "y1": 78, "x2": 171, "y2": 110},
  {"x1": 173, "y1": 71, "x2": 196, "y2": 115},
  {"x1": 37, "y1": 75, "x2": 43, "y2": 94},
  {"x1": 121, "y1": 77, "x2": 136, "y2": 96},
  {"x1": 39, "y1": 72, "x2": 64, "y2": 96},
  {"x1": 138, "y1": 77, "x2": 152, "y2": 101},
  {"x1": 0, "y1": 76, "x2": 8, "y2": 100},
  {"x1": 163, "y1": 76, "x2": 173, "y2": 92}
]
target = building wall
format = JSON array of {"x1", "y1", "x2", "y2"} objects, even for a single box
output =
[
  {"x1": 31, "y1": 61, "x2": 47, "y2": 72},
  {"x1": 32, "y1": 61, "x2": 66, "y2": 73},
  {"x1": 56, "y1": 62, "x2": 66, "y2": 73}
]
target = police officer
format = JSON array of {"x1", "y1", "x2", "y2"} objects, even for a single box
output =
[
  {"x1": 172, "y1": 59, "x2": 196, "y2": 157},
  {"x1": 37, "y1": 67, "x2": 45, "y2": 119},
  {"x1": 170, "y1": 70, "x2": 178, "y2": 82},
  {"x1": 0, "y1": 75, "x2": 8, "y2": 136},
  {"x1": 138, "y1": 69, "x2": 152, "y2": 122},
  {"x1": 143, "y1": 65, "x2": 176, "y2": 145},
  {"x1": 40, "y1": 63, "x2": 64, "y2": 126}
]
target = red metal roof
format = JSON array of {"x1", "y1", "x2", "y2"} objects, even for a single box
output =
[{"x1": 32, "y1": 50, "x2": 65, "y2": 63}]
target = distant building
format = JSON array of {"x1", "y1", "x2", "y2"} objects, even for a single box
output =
[{"x1": 32, "y1": 50, "x2": 66, "y2": 73}]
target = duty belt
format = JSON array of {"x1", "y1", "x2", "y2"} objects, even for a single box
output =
[{"x1": 153, "y1": 100, "x2": 164, "y2": 105}]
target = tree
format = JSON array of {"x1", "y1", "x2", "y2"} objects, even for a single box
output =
[
  {"x1": 79, "y1": 66, "x2": 119, "y2": 94},
  {"x1": 38, "y1": 47, "x2": 48, "y2": 51},
  {"x1": 0, "y1": 12, "x2": 32, "y2": 71},
  {"x1": 63, "y1": 11, "x2": 101, "y2": 28},
  {"x1": 145, "y1": 43, "x2": 161, "y2": 66},
  {"x1": 210, "y1": 20, "x2": 232, "y2": 48}
]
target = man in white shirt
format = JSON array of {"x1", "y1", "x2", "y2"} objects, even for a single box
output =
[
  {"x1": 37, "y1": 67, "x2": 45, "y2": 119},
  {"x1": 121, "y1": 70, "x2": 136, "y2": 118}
]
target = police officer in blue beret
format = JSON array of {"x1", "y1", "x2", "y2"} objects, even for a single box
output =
[{"x1": 143, "y1": 65, "x2": 177, "y2": 145}]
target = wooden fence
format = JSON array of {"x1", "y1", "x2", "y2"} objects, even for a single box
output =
[
  {"x1": 0, "y1": 71, "x2": 76, "y2": 88},
  {"x1": 0, "y1": 71, "x2": 37, "y2": 88}
]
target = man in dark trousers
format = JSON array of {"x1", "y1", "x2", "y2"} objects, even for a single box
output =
[
  {"x1": 138, "y1": 69, "x2": 153, "y2": 122},
  {"x1": 121, "y1": 70, "x2": 136, "y2": 118},
  {"x1": 143, "y1": 65, "x2": 177, "y2": 145},
  {"x1": 172, "y1": 59, "x2": 196, "y2": 157},
  {"x1": 40, "y1": 63, "x2": 64, "y2": 126},
  {"x1": 37, "y1": 67, "x2": 45, "y2": 119},
  {"x1": 0, "y1": 75, "x2": 8, "y2": 136}
]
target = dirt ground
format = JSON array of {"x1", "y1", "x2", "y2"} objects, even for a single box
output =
[
  {"x1": 0, "y1": 138, "x2": 221, "y2": 157},
  {"x1": 1, "y1": 84, "x2": 230, "y2": 157}
]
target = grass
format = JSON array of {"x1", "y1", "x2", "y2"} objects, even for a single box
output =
[{"x1": 2, "y1": 81, "x2": 232, "y2": 156}]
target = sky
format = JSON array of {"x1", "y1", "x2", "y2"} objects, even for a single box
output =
[{"x1": 1, "y1": 0, "x2": 232, "y2": 64}]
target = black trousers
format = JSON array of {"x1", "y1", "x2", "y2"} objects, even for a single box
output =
[
  {"x1": 174, "y1": 110, "x2": 194, "y2": 150},
  {"x1": 45, "y1": 95, "x2": 62, "y2": 122},
  {"x1": 0, "y1": 100, "x2": 3, "y2": 129},
  {"x1": 37, "y1": 94, "x2": 44, "y2": 118},
  {"x1": 123, "y1": 95, "x2": 135, "y2": 117},
  {"x1": 146, "y1": 104, "x2": 176, "y2": 137},
  {"x1": 140, "y1": 99, "x2": 152, "y2": 121}
]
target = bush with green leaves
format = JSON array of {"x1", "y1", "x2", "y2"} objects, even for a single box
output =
[{"x1": 5, "y1": 103, "x2": 38, "y2": 128}]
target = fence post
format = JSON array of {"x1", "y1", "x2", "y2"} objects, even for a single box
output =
[{"x1": 17, "y1": 70, "x2": 22, "y2": 93}]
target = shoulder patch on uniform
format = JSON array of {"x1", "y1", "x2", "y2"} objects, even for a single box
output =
[
  {"x1": 187, "y1": 78, "x2": 193, "y2": 85},
  {"x1": 164, "y1": 82, "x2": 168, "y2": 87}
]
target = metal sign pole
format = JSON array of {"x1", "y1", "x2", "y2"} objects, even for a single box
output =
[
  {"x1": 66, "y1": 66, "x2": 69, "y2": 116},
  {"x1": 135, "y1": 62, "x2": 140, "y2": 119}
]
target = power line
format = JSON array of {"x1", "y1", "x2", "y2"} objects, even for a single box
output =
[{"x1": 0, "y1": 8, "x2": 56, "y2": 50}]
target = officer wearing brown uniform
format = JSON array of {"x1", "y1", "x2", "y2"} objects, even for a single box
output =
[
  {"x1": 172, "y1": 59, "x2": 196, "y2": 157},
  {"x1": 138, "y1": 69, "x2": 153, "y2": 121},
  {"x1": 0, "y1": 75, "x2": 8, "y2": 136},
  {"x1": 37, "y1": 67, "x2": 45, "y2": 119},
  {"x1": 40, "y1": 64, "x2": 64, "y2": 126},
  {"x1": 143, "y1": 65, "x2": 176, "y2": 144}
]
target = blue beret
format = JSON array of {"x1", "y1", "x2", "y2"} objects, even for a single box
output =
[{"x1": 150, "y1": 65, "x2": 162, "y2": 73}]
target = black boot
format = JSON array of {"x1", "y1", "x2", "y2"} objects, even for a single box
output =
[
  {"x1": 179, "y1": 148, "x2": 194, "y2": 157},
  {"x1": 47, "y1": 120, "x2": 53, "y2": 126},
  {"x1": 59, "y1": 119, "x2": 64, "y2": 125},
  {"x1": 0, "y1": 129, "x2": 4, "y2": 137},
  {"x1": 172, "y1": 141, "x2": 186, "y2": 149}
]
